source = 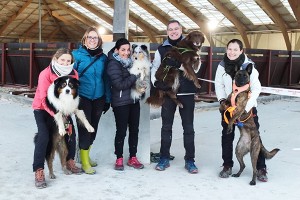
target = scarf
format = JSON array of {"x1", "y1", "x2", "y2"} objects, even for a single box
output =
[
  {"x1": 168, "y1": 35, "x2": 183, "y2": 46},
  {"x1": 223, "y1": 53, "x2": 245, "y2": 79},
  {"x1": 84, "y1": 45, "x2": 103, "y2": 56},
  {"x1": 112, "y1": 52, "x2": 132, "y2": 69},
  {"x1": 51, "y1": 61, "x2": 74, "y2": 77}
]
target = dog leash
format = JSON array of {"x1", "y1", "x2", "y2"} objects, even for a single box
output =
[{"x1": 198, "y1": 78, "x2": 300, "y2": 97}]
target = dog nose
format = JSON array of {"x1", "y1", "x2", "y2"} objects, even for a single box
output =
[{"x1": 66, "y1": 89, "x2": 70, "y2": 94}]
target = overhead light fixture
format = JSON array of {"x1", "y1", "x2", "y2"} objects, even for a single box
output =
[
  {"x1": 207, "y1": 20, "x2": 218, "y2": 31},
  {"x1": 98, "y1": 27, "x2": 106, "y2": 35}
]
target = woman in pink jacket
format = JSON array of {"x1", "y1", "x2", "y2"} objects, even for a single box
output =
[{"x1": 32, "y1": 48, "x2": 81, "y2": 189}]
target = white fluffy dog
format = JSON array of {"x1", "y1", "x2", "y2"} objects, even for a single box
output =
[{"x1": 129, "y1": 44, "x2": 151, "y2": 100}]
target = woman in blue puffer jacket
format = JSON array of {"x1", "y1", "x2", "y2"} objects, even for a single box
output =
[{"x1": 72, "y1": 27, "x2": 111, "y2": 175}]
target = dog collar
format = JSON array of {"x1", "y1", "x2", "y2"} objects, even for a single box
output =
[{"x1": 230, "y1": 82, "x2": 251, "y2": 107}]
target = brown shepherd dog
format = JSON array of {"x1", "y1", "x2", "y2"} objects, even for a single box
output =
[
  {"x1": 220, "y1": 63, "x2": 280, "y2": 185},
  {"x1": 146, "y1": 30, "x2": 205, "y2": 108}
]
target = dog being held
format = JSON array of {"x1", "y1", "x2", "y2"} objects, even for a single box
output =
[
  {"x1": 37, "y1": 76, "x2": 94, "y2": 178},
  {"x1": 220, "y1": 63, "x2": 280, "y2": 185},
  {"x1": 129, "y1": 44, "x2": 150, "y2": 100},
  {"x1": 146, "y1": 30, "x2": 205, "y2": 108}
]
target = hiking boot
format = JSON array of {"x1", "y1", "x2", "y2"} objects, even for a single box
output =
[
  {"x1": 155, "y1": 158, "x2": 170, "y2": 171},
  {"x1": 185, "y1": 160, "x2": 198, "y2": 174},
  {"x1": 257, "y1": 168, "x2": 268, "y2": 182},
  {"x1": 115, "y1": 158, "x2": 124, "y2": 171},
  {"x1": 35, "y1": 168, "x2": 47, "y2": 189},
  {"x1": 127, "y1": 157, "x2": 144, "y2": 169},
  {"x1": 67, "y1": 159, "x2": 83, "y2": 174},
  {"x1": 219, "y1": 166, "x2": 232, "y2": 178}
]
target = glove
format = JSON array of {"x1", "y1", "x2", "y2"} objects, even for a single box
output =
[
  {"x1": 154, "y1": 80, "x2": 172, "y2": 91},
  {"x1": 102, "y1": 103, "x2": 110, "y2": 114},
  {"x1": 164, "y1": 57, "x2": 182, "y2": 68}
]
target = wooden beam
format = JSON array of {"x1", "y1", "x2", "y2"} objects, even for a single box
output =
[
  {"x1": 0, "y1": 0, "x2": 33, "y2": 34},
  {"x1": 133, "y1": 0, "x2": 169, "y2": 25},
  {"x1": 51, "y1": 0, "x2": 98, "y2": 27},
  {"x1": 101, "y1": 0, "x2": 158, "y2": 42},
  {"x1": 256, "y1": 0, "x2": 291, "y2": 51},
  {"x1": 209, "y1": 0, "x2": 251, "y2": 49},
  {"x1": 52, "y1": 11, "x2": 85, "y2": 33},
  {"x1": 22, "y1": 14, "x2": 48, "y2": 39},
  {"x1": 167, "y1": 0, "x2": 213, "y2": 46},
  {"x1": 288, "y1": 0, "x2": 300, "y2": 24}
]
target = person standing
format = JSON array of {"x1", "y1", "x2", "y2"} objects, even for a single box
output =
[
  {"x1": 151, "y1": 20, "x2": 199, "y2": 174},
  {"x1": 106, "y1": 38, "x2": 145, "y2": 171},
  {"x1": 214, "y1": 39, "x2": 268, "y2": 182},
  {"x1": 72, "y1": 27, "x2": 111, "y2": 174},
  {"x1": 32, "y1": 48, "x2": 82, "y2": 189}
]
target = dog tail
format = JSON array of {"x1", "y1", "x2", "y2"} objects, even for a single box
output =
[
  {"x1": 145, "y1": 89, "x2": 164, "y2": 107},
  {"x1": 260, "y1": 144, "x2": 280, "y2": 159}
]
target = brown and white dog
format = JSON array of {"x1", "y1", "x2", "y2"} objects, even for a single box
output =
[
  {"x1": 146, "y1": 30, "x2": 205, "y2": 108},
  {"x1": 129, "y1": 44, "x2": 150, "y2": 100},
  {"x1": 36, "y1": 76, "x2": 94, "y2": 179},
  {"x1": 220, "y1": 64, "x2": 280, "y2": 185}
]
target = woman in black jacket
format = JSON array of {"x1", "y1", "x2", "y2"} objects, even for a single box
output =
[{"x1": 106, "y1": 38, "x2": 146, "y2": 171}]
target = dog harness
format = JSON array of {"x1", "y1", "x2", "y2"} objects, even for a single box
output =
[{"x1": 223, "y1": 81, "x2": 252, "y2": 126}]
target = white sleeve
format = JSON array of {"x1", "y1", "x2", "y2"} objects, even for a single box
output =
[
  {"x1": 150, "y1": 50, "x2": 161, "y2": 85},
  {"x1": 214, "y1": 64, "x2": 227, "y2": 102},
  {"x1": 245, "y1": 67, "x2": 261, "y2": 112}
]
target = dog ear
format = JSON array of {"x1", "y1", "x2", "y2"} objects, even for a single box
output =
[
  {"x1": 141, "y1": 45, "x2": 147, "y2": 51},
  {"x1": 54, "y1": 77, "x2": 62, "y2": 85},
  {"x1": 245, "y1": 63, "x2": 253, "y2": 75},
  {"x1": 132, "y1": 44, "x2": 138, "y2": 51}
]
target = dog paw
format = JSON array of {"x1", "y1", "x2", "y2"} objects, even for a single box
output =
[
  {"x1": 63, "y1": 168, "x2": 72, "y2": 175},
  {"x1": 49, "y1": 173, "x2": 56, "y2": 179},
  {"x1": 86, "y1": 125, "x2": 95, "y2": 133},
  {"x1": 58, "y1": 129, "x2": 66, "y2": 136}
]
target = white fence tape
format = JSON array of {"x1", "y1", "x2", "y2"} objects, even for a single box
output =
[{"x1": 198, "y1": 78, "x2": 300, "y2": 97}]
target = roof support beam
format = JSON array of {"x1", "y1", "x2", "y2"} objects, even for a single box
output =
[
  {"x1": 209, "y1": 0, "x2": 251, "y2": 49},
  {"x1": 0, "y1": 0, "x2": 33, "y2": 35},
  {"x1": 101, "y1": 0, "x2": 158, "y2": 42},
  {"x1": 288, "y1": 0, "x2": 300, "y2": 24},
  {"x1": 167, "y1": 0, "x2": 214, "y2": 46},
  {"x1": 256, "y1": 0, "x2": 291, "y2": 51},
  {"x1": 51, "y1": 0, "x2": 97, "y2": 27}
]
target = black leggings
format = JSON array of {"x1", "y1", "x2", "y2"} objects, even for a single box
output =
[
  {"x1": 77, "y1": 96, "x2": 105, "y2": 150},
  {"x1": 220, "y1": 107, "x2": 266, "y2": 169},
  {"x1": 113, "y1": 102, "x2": 140, "y2": 159},
  {"x1": 160, "y1": 95, "x2": 195, "y2": 161},
  {"x1": 33, "y1": 110, "x2": 76, "y2": 172}
]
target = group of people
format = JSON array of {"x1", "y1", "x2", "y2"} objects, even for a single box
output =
[{"x1": 32, "y1": 19, "x2": 269, "y2": 189}]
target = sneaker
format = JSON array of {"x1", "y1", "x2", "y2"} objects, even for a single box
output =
[
  {"x1": 185, "y1": 160, "x2": 198, "y2": 174},
  {"x1": 127, "y1": 157, "x2": 144, "y2": 169},
  {"x1": 115, "y1": 158, "x2": 124, "y2": 171},
  {"x1": 257, "y1": 168, "x2": 268, "y2": 182},
  {"x1": 35, "y1": 168, "x2": 47, "y2": 189},
  {"x1": 67, "y1": 159, "x2": 83, "y2": 174},
  {"x1": 155, "y1": 158, "x2": 170, "y2": 171},
  {"x1": 219, "y1": 166, "x2": 232, "y2": 178}
]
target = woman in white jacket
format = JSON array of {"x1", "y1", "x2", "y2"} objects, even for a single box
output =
[{"x1": 215, "y1": 39, "x2": 268, "y2": 182}]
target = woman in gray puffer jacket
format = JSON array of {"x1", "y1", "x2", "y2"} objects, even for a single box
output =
[{"x1": 106, "y1": 38, "x2": 145, "y2": 171}]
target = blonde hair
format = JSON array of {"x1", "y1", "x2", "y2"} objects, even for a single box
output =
[
  {"x1": 52, "y1": 48, "x2": 73, "y2": 62},
  {"x1": 81, "y1": 27, "x2": 103, "y2": 48}
]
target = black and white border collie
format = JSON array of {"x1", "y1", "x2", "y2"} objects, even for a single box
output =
[{"x1": 43, "y1": 76, "x2": 94, "y2": 178}]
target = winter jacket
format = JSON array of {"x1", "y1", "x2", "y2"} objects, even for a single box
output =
[
  {"x1": 106, "y1": 49, "x2": 138, "y2": 108},
  {"x1": 32, "y1": 65, "x2": 78, "y2": 116},
  {"x1": 151, "y1": 38, "x2": 198, "y2": 94},
  {"x1": 214, "y1": 54, "x2": 261, "y2": 112},
  {"x1": 72, "y1": 46, "x2": 111, "y2": 103}
]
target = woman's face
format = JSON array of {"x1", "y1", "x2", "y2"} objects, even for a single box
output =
[
  {"x1": 226, "y1": 42, "x2": 243, "y2": 60},
  {"x1": 115, "y1": 44, "x2": 131, "y2": 59},
  {"x1": 56, "y1": 54, "x2": 72, "y2": 66},
  {"x1": 85, "y1": 31, "x2": 99, "y2": 49}
]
